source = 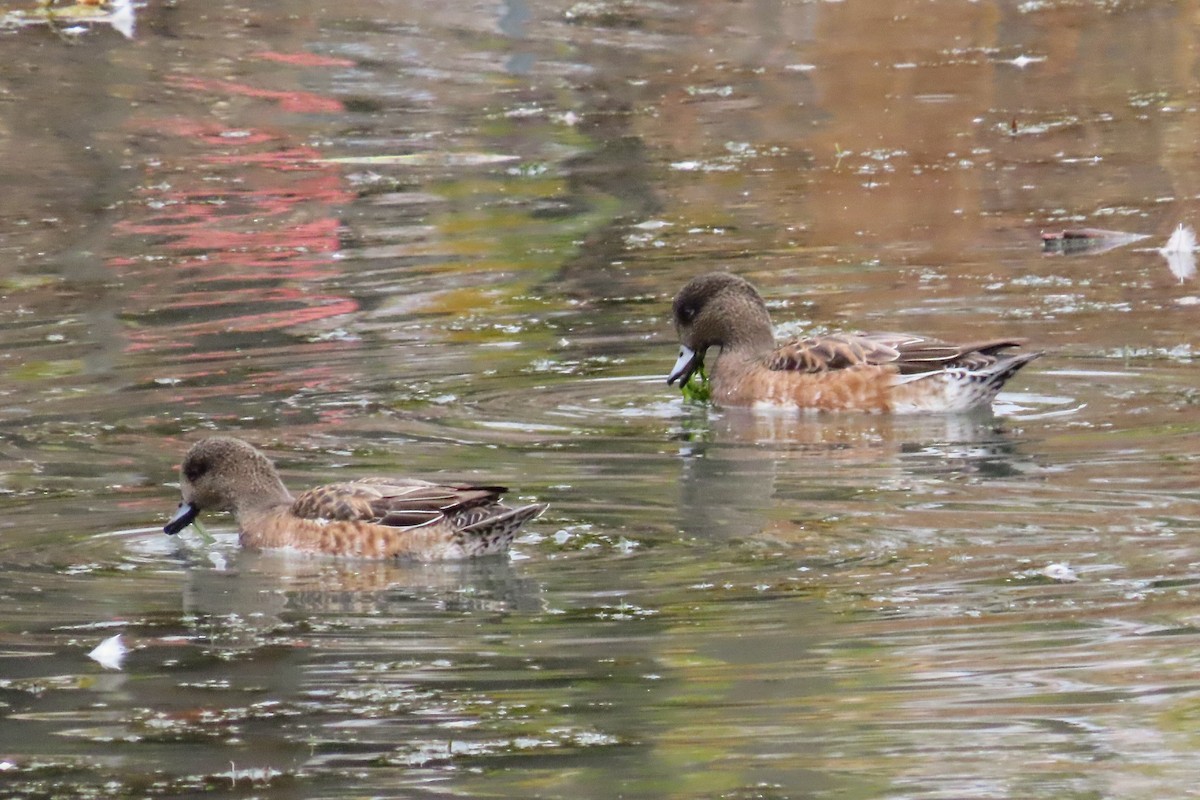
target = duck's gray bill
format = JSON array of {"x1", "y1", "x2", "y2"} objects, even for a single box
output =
[
  {"x1": 164, "y1": 503, "x2": 199, "y2": 535},
  {"x1": 667, "y1": 346, "x2": 699, "y2": 385}
]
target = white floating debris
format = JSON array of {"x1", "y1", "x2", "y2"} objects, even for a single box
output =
[
  {"x1": 1166, "y1": 253, "x2": 1196, "y2": 282},
  {"x1": 1, "y1": 0, "x2": 136, "y2": 38},
  {"x1": 1159, "y1": 222, "x2": 1196, "y2": 254},
  {"x1": 1008, "y1": 54, "x2": 1046, "y2": 69},
  {"x1": 109, "y1": 0, "x2": 135, "y2": 39},
  {"x1": 88, "y1": 633, "x2": 127, "y2": 670},
  {"x1": 1159, "y1": 223, "x2": 1197, "y2": 282},
  {"x1": 1042, "y1": 563, "x2": 1079, "y2": 582}
]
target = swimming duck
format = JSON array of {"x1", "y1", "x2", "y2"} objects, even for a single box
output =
[
  {"x1": 668, "y1": 272, "x2": 1041, "y2": 413},
  {"x1": 164, "y1": 437, "x2": 545, "y2": 559}
]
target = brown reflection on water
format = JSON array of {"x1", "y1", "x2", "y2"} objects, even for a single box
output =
[{"x1": 603, "y1": 0, "x2": 1200, "y2": 272}]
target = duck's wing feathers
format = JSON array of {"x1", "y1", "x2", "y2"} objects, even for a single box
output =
[
  {"x1": 290, "y1": 479, "x2": 508, "y2": 529},
  {"x1": 885, "y1": 335, "x2": 1029, "y2": 374},
  {"x1": 765, "y1": 333, "x2": 903, "y2": 373},
  {"x1": 767, "y1": 332, "x2": 1028, "y2": 375}
]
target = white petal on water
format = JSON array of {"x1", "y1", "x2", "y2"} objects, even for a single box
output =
[
  {"x1": 88, "y1": 633, "x2": 127, "y2": 670},
  {"x1": 1042, "y1": 563, "x2": 1079, "y2": 582}
]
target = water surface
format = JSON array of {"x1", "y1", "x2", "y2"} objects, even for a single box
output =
[{"x1": 0, "y1": 1, "x2": 1198, "y2": 798}]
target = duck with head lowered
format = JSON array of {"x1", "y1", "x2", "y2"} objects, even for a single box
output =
[
  {"x1": 164, "y1": 436, "x2": 546, "y2": 560},
  {"x1": 667, "y1": 272, "x2": 1040, "y2": 413}
]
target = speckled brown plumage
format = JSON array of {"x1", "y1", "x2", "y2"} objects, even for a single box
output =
[
  {"x1": 164, "y1": 437, "x2": 546, "y2": 560},
  {"x1": 668, "y1": 272, "x2": 1041, "y2": 413}
]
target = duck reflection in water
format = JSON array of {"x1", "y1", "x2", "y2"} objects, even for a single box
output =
[{"x1": 674, "y1": 408, "x2": 1034, "y2": 546}]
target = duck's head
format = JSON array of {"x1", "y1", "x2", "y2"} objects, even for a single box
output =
[
  {"x1": 667, "y1": 272, "x2": 774, "y2": 386},
  {"x1": 164, "y1": 437, "x2": 286, "y2": 534}
]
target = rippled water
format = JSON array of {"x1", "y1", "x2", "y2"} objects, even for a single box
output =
[{"x1": 0, "y1": 1, "x2": 1198, "y2": 798}]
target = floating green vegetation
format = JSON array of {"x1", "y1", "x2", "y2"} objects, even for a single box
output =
[
  {"x1": 188, "y1": 519, "x2": 215, "y2": 546},
  {"x1": 678, "y1": 364, "x2": 711, "y2": 404},
  {"x1": 0, "y1": 274, "x2": 59, "y2": 292},
  {"x1": 11, "y1": 360, "x2": 84, "y2": 381}
]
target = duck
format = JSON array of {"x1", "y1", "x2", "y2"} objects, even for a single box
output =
[
  {"x1": 667, "y1": 272, "x2": 1041, "y2": 413},
  {"x1": 163, "y1": 437, "x2": 546, "y2": 559}
]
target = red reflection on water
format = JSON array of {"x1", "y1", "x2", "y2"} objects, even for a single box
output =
[
  {"x1": 116, "y1": 216, "x2": 341, "y2": 278},
  {"x1": 109, "y1": 73, "x2": 360, "y2": 391},
  {"x1": 141, "y1": 117, "x2": 283, "y2": 147},
  {"x1": 169, "y1": 76, "x2": 344, "y2": 114}
]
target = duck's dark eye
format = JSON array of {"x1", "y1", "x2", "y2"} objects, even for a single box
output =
[
  {"x1": 677, "y1": 303, "x2": 698, "y2": 324},
  {"x1": 183, "y1": 456, "x2": 211, "y2": 482}
]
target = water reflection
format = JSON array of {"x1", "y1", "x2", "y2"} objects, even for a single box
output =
[
  {"x1": 178, "y1": 549, "x2": 547, "y2": 654},
  {"x1": 1, "y1": 0, "x2": 1200, "y2": 798},
  {"x1": 676, "y1": 409, "x2": 1039, "y2": 548}
]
